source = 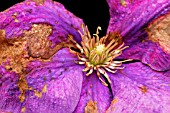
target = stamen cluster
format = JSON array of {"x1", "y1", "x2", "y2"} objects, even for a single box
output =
[{"x1": 69, "y1": 25, "x2": 130, "y2": 86}]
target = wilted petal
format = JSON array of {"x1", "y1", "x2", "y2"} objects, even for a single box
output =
[
  {"x1": 0, "y1": 48, "x2": 83, "y2": 113},
  {"x1": 107, "y1": 62, "x2": 170, "y2": 113},
  {"x1": 74, "y1": 73, "x2": 113, "y2": 113}
]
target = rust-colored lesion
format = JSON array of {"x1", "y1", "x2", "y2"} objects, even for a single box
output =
[
  {"x1": 147, "y1": 12, "x2": 170, "y2": 53},
  {"x1": 105, "y1": 98, "x2": 118, "y2": 112},
  {"x1": 0, "y1": 29, "x2": 32, "y2": 103},
  {"x1": 120, "y1": 0, "x2": 127, "y2": 7},
  {"x1": 34, "y1": 84, "x2": 47, "y2": 98},
  {"x1": 139, "y1": 86, "x2": 148, "y2": 93},
  {"x1": 18, "y1": 75, "x2": 47, "y2": 102},
  {"x1": 21, "y1": 106, "x2": 26, "y2": 113},
  {"x1": 31, "y1": 0, "x2": 45, "y2": 5},
  {"x1": 11, "y1": 12, "x2": 19, "y2": 23},
  {"x1": 25, "y1": 24, "x2": 53, "y2": 59},
  {"x1": 111, "y1": 98, "x2": 118, "y2": 105},
  {"x1": 25, "y1": 24, "x2": 68, "y2": 59},
  {"x1": 0, "y1": 30, "x2": 29, "y2": 74},
  {"x1": 120, "y1": 0, "x2": 133, "y2": 7},
  {"x1": 0, "y1": 23, "x2": 69, "y2": 103},
  {"x1": 85, "y1": 100, "x2": 98, "y2": 113},
  {"x1": 17, "y1": 75, "x2": 33, "y2": 102}
]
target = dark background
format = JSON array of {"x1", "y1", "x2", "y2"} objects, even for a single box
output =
[{"x1": 0, "y1": 0, "x2": 110, "y2": 37}]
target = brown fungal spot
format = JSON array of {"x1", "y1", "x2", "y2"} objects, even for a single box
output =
[
  {"x1": 34, "y1": 84, "x2": 47, "y2": 98},
  {"x1": 120, "y1": 0, "x2": 127, "y2": 7},
  {"x1": 24, "y1": 24, "x2": 52, "y2": 58},
  {"x1": 85, "y1": 100, "x2": 98, "y2": 113},
  {"x1": 17, "y1": 75, "x2": 32, "y2": 102},
  {"x1": 25, "y1": 24, "x2": 68, "y2": 59},
  {"x1": 139, "y1": 86, "x2": 148, "y2": 93},
  {"x1": 34, "y1": 90, "x2": 42, "y2": 98},
  {"x1": 147, "y1": 13, "x2": 170, "y2": 53},
  {"x1": 12, "y1": 12, "x2": 19, "y2": 23},
  {"x1": 105, "y1": 98, "x2": 118, "y2": 112},
  {"x1": 0, "y1": 23, "x2": 68, "y2": 74},
  {"x1": 0, "y1": 29, "x2": 32, "y2": 102},
  {"x1": 32, "y1": 0, "x2": 45, "y2": 5},
  {"x1": 21, "y1": 106, "x2": 26, "y2": 113},
  {"x1": 0, "y1": 30, "x2": 29, "y2": 74},
  {"x1": 111, "y1": 98, "x2": 118, "y2": 105},
  {"x1": 0, "y1": 23, "x2": 67, "y2": 103},
  {"x1": 42, "y1": 84, "x2": 47, "y2": 93}
]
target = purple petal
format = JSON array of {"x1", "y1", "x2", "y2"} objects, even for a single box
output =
[
  {"x1": 120, "y1": 41, "x2": 170, "y2": 71},
  {"x1": 0, "y1": 0, "x2": 83, "y2": 45},
  {"x1": 74, "y1": 73, "x2": 113, "y2": 113},
  {"x1": 0, "y1": 1, "x2": 86, "y2": 112},
  {"x1": 0, "y1": 48, "x2": 83, "y2": 113},
  {"x1": 120, "y1": 12, "x2": 170, "y2": 71},
  {"x1": 107, "y1": 0, "x2": 170, "y2": 71},
  {"x1": 107, "y1": 0, "x2": 170, "y2": 44},
  {"x1": 107, "y1": 62, "x2": 170, "y2": 113}
]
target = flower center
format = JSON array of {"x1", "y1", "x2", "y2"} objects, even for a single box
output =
[
  {"x1": 95, "y1": 44, "x2": 105, "y2": 55},
  {"x1": 68, "y1": 24, "x2": 131, "y2": 86},
  {"x1": 89, "y1": 44, "x2": 106, "y2": 66}
]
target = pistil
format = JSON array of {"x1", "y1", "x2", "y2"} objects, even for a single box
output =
[{"x1": 69, "y1": 24, "x2": 132, "y2": 86}]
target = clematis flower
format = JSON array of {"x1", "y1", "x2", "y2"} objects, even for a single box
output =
[{"x1": 0, "y1": 0, "x2": 170, "y2": 113}]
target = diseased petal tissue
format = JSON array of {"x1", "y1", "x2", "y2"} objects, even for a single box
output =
[
  {"x1": 74, "y1": 73, "x2": 113, "y2": 113},
  {"x1": 25, "y1": 0, "x2": 46, "y2": 5},
  {"x1": 107, "y1": 0, "x2": 170, "y2": 44},
  {"x1": 107, "y1": 62, "x2": 170, "y2": 113},
  {"x1": 0, "y1": 0, "x2": 84, "y2": 73},
  {"x1": 147, "y1": 12, "x2": 170, "y2": 53},
  {"x1": 120, "y1": 12, "x2": 170, "y2": 71},
  {"x1": 84, "y1": 100, "x2": 98, "y2": 113},
  {"x1": 0, "y1": 0, "x2": 85, "y2": 112},
  {"x1": 24, "y1": 49, "x2": 83, "y2": 113},
  {"x1": 0, "y1": 0, "x2": 83, "y2": 46},
  {"x1": 107, "y1": 0, "x2": 170, "y2": 71},
  {"x1": 0, "y1": 48, "x2": 83, "y2": 113}
]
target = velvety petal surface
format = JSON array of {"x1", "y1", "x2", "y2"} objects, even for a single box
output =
[
  {"x1": 74, "y1": 73, "x2": 113, "y2": 113},
  {"x1": 107, "y1": 0, "x2": 170, "y2": 71},
  {"x1": 0, "y1": 48, "x2": 83, "y2": 113},
  {"x1": 106, "y1": 62, "x2": 170, "y2": 113}
]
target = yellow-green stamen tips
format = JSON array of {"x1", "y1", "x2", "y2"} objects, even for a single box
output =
[{"x1": 68, "y1": 24, "x2": 131, "y2": 86}]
